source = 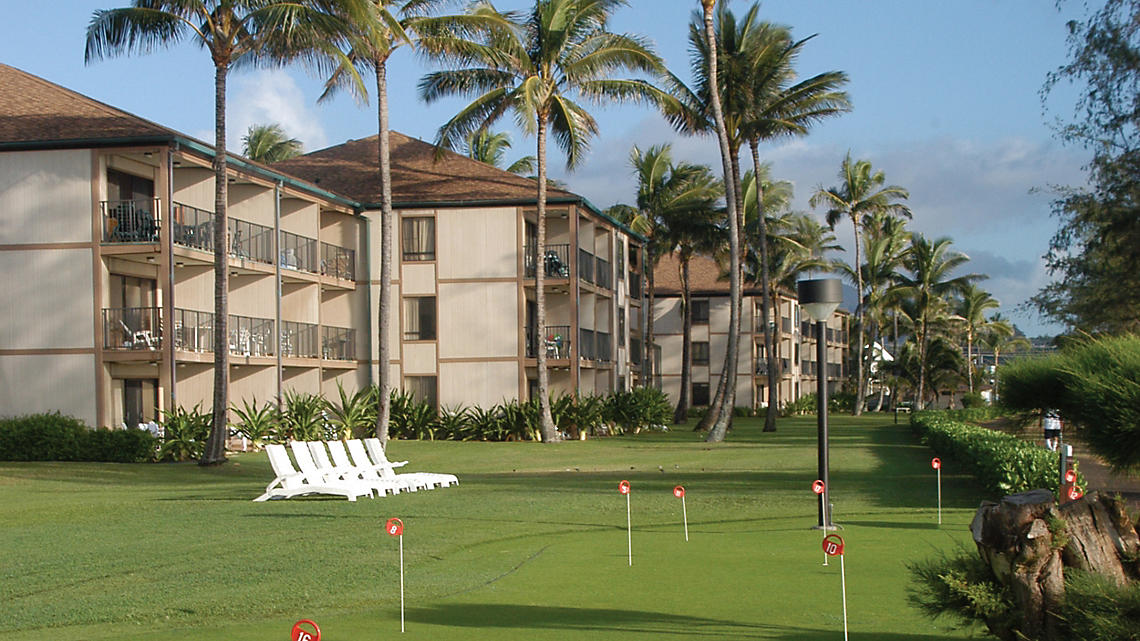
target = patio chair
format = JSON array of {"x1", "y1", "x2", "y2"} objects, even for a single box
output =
[
  {"x1": 345, "y1": 439, "x2": 430, "y2": 492},
  {"x1": 119, "y1": 319, "x2": 157, "y2": 349},
  {"x1": 364, "y1": 437, "x2": 459, "y2": 489},
  {"x1": 307, "y1": 441, "x2": 402, "y2": 497},
  {"x1": 253, "y1": 443, "x2": 372, "y2": 502}
]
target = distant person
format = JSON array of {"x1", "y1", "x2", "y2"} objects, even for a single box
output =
[{"x1": 1043, "y1": 409, "x2": 1063, "y2": 451}]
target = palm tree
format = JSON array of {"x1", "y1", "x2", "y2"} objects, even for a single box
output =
[
  {"x1": 894, "y1": 234, "x2": 981, "y2": 407},
  {"x1": 955, "y1": 283, "x2": 1000, "y2": 394},
  {"x1": 86, "y1": 0, "x2": 360, "y2": 465},
  {"x1": 464, "y1": 129, "x2": 536, "y2": 175},
  {"x1": 852, "y1": 212, "x2": 910, "y2": 409},
  {"x1": 810, "y1": 154, "x2": 910, "y2": 415},
  {"x1": 242, "y1": 123, "x2": 303, "y2": 163},
  {"x1": 419, "y1": 0, "x2": 667, "y2": 442}
]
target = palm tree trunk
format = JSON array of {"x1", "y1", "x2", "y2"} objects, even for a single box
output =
[
  {"x1": 703, "y1": 0, "x2": 741, "y2": 443},
  {"x1": 674, "y1": 255, "x2": 692, "y2": 423},
  {"x1": 916, "y1": 313, "x2": 928, "y2": 407},
  {"x1": 967, "y1": 330, "x2": 974, "y2": 394},
  {"x1": 535, "y1": 115, "x2": 558, "y2": 442},
  {"x1": 750, "y1": 141, "x2": 778, "y2": 432},
  {"x1": 202, "y1": 62, "x2": 230, "y2": 466},
  {"x1": 891, "y1": 310, "x2": 900, "y2": 409},
  {"x1": 851, "y1": 217, "x2": 865, "y2": 416},
  {"x1": 645, "y1": 246, "x2": 656, "y2": 388},
  {"x1": 375, "y1": 62, "x2": 394, "y2": 445}
]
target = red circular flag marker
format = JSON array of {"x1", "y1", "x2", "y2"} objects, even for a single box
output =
[
  {"x1": 931, "y1": 457, "x2": 942, "y2": 470},
  {"x1": 1065, "y1": 469, "x2": 1077, "y2": 484},
  {"x1": 1068, "y1": 485, "x2": 1084, "y2": 501},
  {"x1": 673, "y1": 485, "x2": 685, "y2": 498},
  {"x1": 619, "y1": 480, "x2": 631, "y2": 495},
  {"x1": 385, "y1": 517, "x2": 404, "y2": 537},
  {"x1": 291, "y1": 619, "x2": 321, "y2": 641},
  {"x1": 822, "y1": 534, "x2": 845, "y2": 557},
  {"x1": 812, "y1": 479, "x2": 825, "y2": 495}
]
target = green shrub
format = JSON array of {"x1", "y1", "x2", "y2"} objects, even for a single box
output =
[
  {"x1": 279, "y1": 390, "x2": 326, "y2": 442},
  {"x1": 158, "y1": 404, "x2": 211, "y2": 462},
  {"x1": 230, "y1": 398, "x2": 279, "y2": 447},
  {"x1": 0, "y1": 413, "x2": 156, "y2": 463},
  {"x1": 325, "y1": 383, "x2": 375, "y2": 440},
  {"x1": 1061, "y1": 569, "x2": 1140, "y2": 640},
  {"x1": 960, "y1": 392, "x2": 986, "y2": 408},
  {"x1": 912, "y1": 410, "x2": 1082, "y2": 497},
  {"x1": 783, "y1": 394, "x2": 817, "y2": 416},
  {"x1": 908, "y1": 550, "x2": 1017, "y2": 639}
]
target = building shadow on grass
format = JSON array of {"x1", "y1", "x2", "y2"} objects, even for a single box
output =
[{"x1": 406, "y1": 603, "x2": 958, "y2": 640}]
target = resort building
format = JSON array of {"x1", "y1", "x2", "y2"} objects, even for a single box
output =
[
  {"x1": 0, "y1": 64, "x2": 644, "y2": 428},
  {"x1": 652, "y1": 254, "x2": 850, "y2": 411}
]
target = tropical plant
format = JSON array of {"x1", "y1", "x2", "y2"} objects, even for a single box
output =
[
  {"x1": 158, "y1": 404, "x2": 212, "y2": 462},
  {"x1": 86, "y1": 0, "x2": 361, "y2": 465},
  {"x1": 955, "y1": 284, "x2": 1001, "y2": 395},
  {"x1": 326, "y1": 382, "x2": 376, "y2": 439},
  {"x1": 241, "y1": 123, "x2": 302, "y2": 163},
  {"x1": 810, "y1": 154, "x2": 910, "y2": 415},
  {"x1": 434, "y1": 404, "x2": 471, "y2": 440},
  {"x1": 463, "y1": 128, "x2": 535, "y2": 175},
  {"x1": 279, "y1": 390, "x2": 327, "y2": 442},
  {"x1": 229, "y1": 397, "x2": 279, "y2": 448},
  {"x1": 420, "y1": 0, "x2": 667, "y2": 442}
]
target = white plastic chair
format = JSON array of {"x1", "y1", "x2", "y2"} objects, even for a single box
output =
[
  {"x1": 345, "y1": 439, "x2": 429, "y2": 492},
  {"x1": 308, "y1": 441, "x2": 402, "y2": 497},
  {"x1": 253, "y1": 444, "x2": 372, "y2": 502},
  {"x1": 289, "y1": 441, "x2": 376, "y2": 496},
  {"x1": 363, "y1": 438, "x2": 459, "y2": 489}
]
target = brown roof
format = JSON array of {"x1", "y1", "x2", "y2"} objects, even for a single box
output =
[
  {"x1": 272, "y1": 132, "x2": 580, "y2": 207},
  {"x1": 653, "y1": 252, "x2": 789, "y2": 298},
  {"x1": 0, "y1": 63, "x2": 175, "y2": 146}
]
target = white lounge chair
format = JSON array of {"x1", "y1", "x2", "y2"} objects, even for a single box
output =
[
  {"x1": 253, "y1": 443, "x2": 372, "y2": 502},
  {"x1": 289, "y1": 441, "x2": 378, "y2": 497},
  {"x1": 307, "y1": 441, "x2": 402, "y2": 497},
  {"x1": 345, "y1": 439, "x2": 431, "y2": 492},
  {"x1": 364, "y1": 438, "x2": 459, "y2": 489}
]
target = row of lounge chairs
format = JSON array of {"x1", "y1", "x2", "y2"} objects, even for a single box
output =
[{"x1": 254, "y1": 438, "x2": 458, "y2": 502}]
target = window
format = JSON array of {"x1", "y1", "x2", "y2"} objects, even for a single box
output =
[
  {"x1": 401, "y1": 217, "x2": 435, "y2": 261},
  {"x1": 693, "y1": 341, "x2": 710, "y2": 366},
  {"x1": 403, "y1": 297, "x2": 436, "y2": 340},
  {"x1": 404, "y1": 376, "x2": 438, "y2": 409},
  {"x1": 693, "y1": 382, "x2": 710, "y2": 406},
  {"x1": 692, "y1": 299, "x2": 709, "y2": 324}
]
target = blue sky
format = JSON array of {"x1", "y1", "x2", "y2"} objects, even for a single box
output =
[{"x1": 1, "y1": 1, "x2": 1096, "y2": 336}]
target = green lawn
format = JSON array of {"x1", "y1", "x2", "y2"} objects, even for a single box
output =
[{"x1": 0, "y1": 415, "x2": 983, "y2": 640}]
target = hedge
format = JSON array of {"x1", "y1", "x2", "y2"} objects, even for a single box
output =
[{"x1": 0, "y1": 413, "x2": 155, "y2": 463}]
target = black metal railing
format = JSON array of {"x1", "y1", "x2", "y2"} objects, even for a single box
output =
[
  {"x1": 103, "y1": 307, "x2": 161, "y2": 350},
  {"x1": 320, "y1": 242, "x2": 355, "y2": 281},
  {"x1": 629, "y1": 272, "x2": 642, "y2": 299},
  {"x1": 578, "y1": 249, "x2": 594, "y2": 284},
  {"x1": 826, "y1": 328, "x2": 836, "y2": 343},
  {"x1": 595, "y1": 256, "x2": 612, "y2": 290},
  {"x1": 828, "y1": 363, "x2": 843, "y2": 379},
  {"x1": 801, "y1": 320, "x2": 812, "y2": 336},
  {"x1": 527, "y1": 325, "x2": 571, "y2": 359},
  {"x1": 102, "y1": 199, "x2": 159, "y2": 243},
  {"x1": 171, "y1": 202, "x2": 213, "y2": 251},
  {"x1": 579, "y1": 328, "x2": 595, "y2": 360},
  {"x1": 281, "y1": 320, "x2": 318, "y2": 358},
  {"x1": 228, "y1": 218, "x2": 275, "y2": 264},
  {"x1": 523, "y1": 243, "x2": 571, "y2": 278},
  {"x1": 173, "y1": 308, "x2": 214, "y2": 352},
  {"x1": 596, "y1": 331, "x2": 612, "y2": 362},
  {"x1": 322, "y1": 326, "x2": 356, "y2": 360},
  {"x1": 279, "y1": 229, "x2": 318, "y2": 273},
  {"x1": 229, "y1": 314, "x2": 275, "y2": 357},
  {"x1": 630, "y1": 338, "x2": 642, "y2": 365},
  {"x1": 756, "y1": 361, "x2": 768, "y2": 376}
]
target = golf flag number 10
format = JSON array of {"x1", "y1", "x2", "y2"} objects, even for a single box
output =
[
  {"x1": 823, "y1": 534, "x2": 850, "y2": 641},
  {"x1": 674, "y1": 485, "x2": 688, "y2": 541},
  {"x1": 386, "y1": 518, "x2": 405, "y2": 633},
  {"x1": 291, "y1": 620, "x2": 321, "y2": 641}
]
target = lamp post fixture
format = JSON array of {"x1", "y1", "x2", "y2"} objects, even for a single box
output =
[{"x1": 798, "y1": 278, "x2": 843, "y2": 530}]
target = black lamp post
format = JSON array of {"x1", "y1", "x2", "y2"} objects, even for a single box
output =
[{"x1": 798, "y1": 278, "x2": 843, "y2": 530}]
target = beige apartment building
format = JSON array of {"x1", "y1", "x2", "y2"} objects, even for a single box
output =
[
  {"x1": 0, "y1": 64, "x2": 643, "y2": 428},
  {"x1": 652, "y1": 254, "x2": 850, "y2": 411}
]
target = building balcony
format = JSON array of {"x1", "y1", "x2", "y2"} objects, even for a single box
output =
[
  {"x1": 320, "y1": 242, "x2": 355, "y2": 281},
  {"x1": 281, "y1": 321, "x2": 319, "y2": 359},
  {"x1": 102, "y1": 199, "x2": 160, "y2": 244},
  {"x1": 578, "y1": 248, "x2": 594, "y2": 284},
  {"x1": 579, "y1": 328, "x2": 595, "y2": 360},
  {"x1": 594, "y1": 256, "x2": 612, "y2": 290},
  {"x1": 523, "y1": 243, "x2": 570, "y2": 279},
  {"x1": 321, "y1": 326, "x2": 356, "y2": 361},
  {"x1": 629, "y1": 272, "x2": 642, "y2": 300},
  {"x1": 103, "y1": 306, "x2": 161, "y2": 350},
  {"x1": 526, "y1": 324, "x2": 571, "y2": 359}
]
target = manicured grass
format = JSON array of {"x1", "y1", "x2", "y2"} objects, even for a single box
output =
[{"x1": 0, "y1": 415, "x2": 982, "y2": 640}]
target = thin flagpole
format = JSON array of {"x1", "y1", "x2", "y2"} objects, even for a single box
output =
[
  {"x1": 840, "y1": 554, "x2": 849, "y2": 641},
  {"x1": 399, "y1": 533, "x2": 405, "y2": 633},
  {"x1": 626, "y1": 492, "x2": 632, "y2": 566},
  {"x1": 682, "y1": 495, "x2": 689, "y2": 542}
]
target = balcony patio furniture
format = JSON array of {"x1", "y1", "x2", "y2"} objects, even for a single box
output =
[
  {"x1": 544, "y1": 251, "x2": 569, "y2": 278},
  {"x1": 118, "y1": 319, "x2": 157, "y2": 349}
]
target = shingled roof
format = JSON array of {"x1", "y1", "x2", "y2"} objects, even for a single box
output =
[
  {"x1": 0, "y1": 63, "x2": 175, "y2": 147},
  {"x1": 654, "y1": 253, "x2": 768, "y2": 297},
  {"x1": 272, "y1": 132, "x2": 580, "y2": 207}
]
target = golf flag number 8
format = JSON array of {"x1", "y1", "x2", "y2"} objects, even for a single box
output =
[{"x1": 386, "y1": 518, "x2": 404, "y2": 536}]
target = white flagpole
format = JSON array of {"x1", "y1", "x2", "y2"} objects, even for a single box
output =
[
  {"x1": 840, "y1": 554, "x2": 849, "y2": 641},
  {"x1": 937, "y1": 467, "x2": 942, "y2": 525},
  {"x1": 682, "y1": 495, "x2": 689, "y2": 542},
  {"x1": 626, "y1": 492, "x2": 632, "y2": 566},
  {"x1": 399, "y1": 533, "x2": 405, "y2": 633}
]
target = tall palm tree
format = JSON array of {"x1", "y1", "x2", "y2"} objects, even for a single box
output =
[
  {"x1": 419, "y1": 0, "x2": 667, "y2": 442},
  {"x1": 894, "y1": 234, "x2": 981, "y2": 407},
  {"x1": 955, "y1": 283, "x2": 1000, "y2": 394},
  {"x1": 464, "y1": 129, "x2": 536, "y2": 175},
  {"x1": 810, "y1": 154, "x2": 910, "y2": 415},
  {"x1": 242, "y1": 123, "x2": 303, "y2": 163},
  {"x1": 852, "y1": 212, "x2": 910, "y2": 409},
  {"x1": 86, "y1": 0, "x2": 361, "y2": 465}
]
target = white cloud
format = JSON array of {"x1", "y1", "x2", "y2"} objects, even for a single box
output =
[{"x1": 225, "y1": 70, "x2": 328, "y2": 154}]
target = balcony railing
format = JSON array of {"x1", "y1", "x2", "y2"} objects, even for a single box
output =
[
  {"x1": 523, "y1": 243, "x2": 570, "y2": 278},
  {"x1": 629, "y1": 272, "x2": 642, "y2": 299},
  {"x1": 281, "y1": 321, "x2": 318, "y2": 358},
  {"x1": 102, "y1": 199, "x2": 160, "y2": 243},
  {"x1": 630, "y1": 338, "x2": 642, "y2": 365},
  {"x1": 782, "y1": 317, "x2": 792, "y2": 333},
  {"x1": 578, "y1": 249, "x2": 594, "y2": 284},
  {"x1": 279, "y1": 229, "x2": 318, "y2": 273},
  {"x1": 103, "y1": 307, "x2": 161, "y2": 350},
  {"x1": 171, "y1": 202, "x2": 213, "y2": 252},
  {"x1": 173, "y1": 308, "x2": 214, "y2": 353},
  {"x1": 579, "y1": 328, "x2": 595, "y2": 360},
  {"x1": 596, "y1": 331, "x2": 612, "y2": 362},
  {"x1": 594, "y1": 256, "x2": 612, "y2": 290},
  {"x1": 321, "y1": 242, "x2": 356, "y2": 281},
  {"x1": 322, "y1": 326, "x2": 356, "y2": 360},
  {"x1": 229, "y1": 314, "x2": 275, "y2": 357},
  {"x1": 526, "y1": 324, "x2": 572, "y2": 359},
  {"x1": 229, "y1": 218, "x2": 275, "y2": 265}
]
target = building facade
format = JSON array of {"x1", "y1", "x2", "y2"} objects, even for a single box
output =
[
  {"x1": 0, "y1": 65, "x2": 643, "y2": 428},
  {"x1": 652, "y1": 254, "x2": 849, "y2": 411}
]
